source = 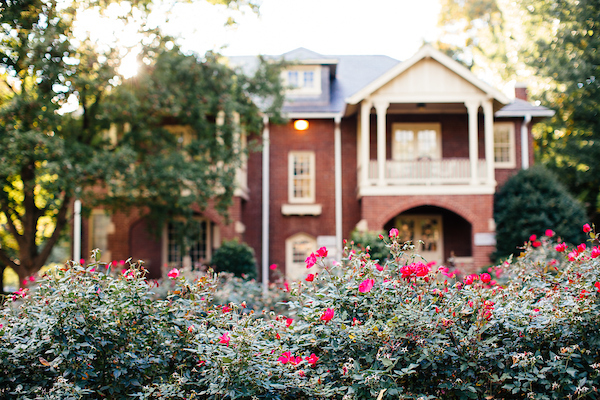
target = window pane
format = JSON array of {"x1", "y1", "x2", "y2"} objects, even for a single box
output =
[
  {"x1": 292, "y1": 239, "x2": 312, "y2": 263},
  {"x1": 303, "y1": 71, "x2": 314, "y2": 88},
  {"x1": 91, "y1": 213, "x2": 111, "y2": 252},
  {"x1": 288, "y1": 71, "x2": 299, "y2": 87},
  {"x1": 494, "y1": 125, "x2": 511, "y2": 162},
  {"x1": 394, "y1": 130, "x2": 415, "y2": 161},
  {"x1": 417, "y1": 130, "x2": 438, "y2": 159},
  {"x1": 168, "y1": 220, "x2": 208, "y2": 266},
  {"x1": 292, "y1": 153, "x2": 312, "y2": 200}
]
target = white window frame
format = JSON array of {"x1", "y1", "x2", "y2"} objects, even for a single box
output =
[
  {"x1": 281, "y1": 66, "x2": 322, "y2": 96},
  {"x1": 391, "y1": 123, "x2": 442, "y2": 161},
  {"x1": 285, "y1": 232, "x2": 317, "y2": 281},
  {"x1": 162, "y1": 218, "x2": 213, "y2": 269},
  {"x1": 288, "y1": 151, "x2": 316, "y2": 204},
  {"x1": 89, "y1": 209, "x2": 114, "y2": 262},
  {"x1": 493, "y1": 122, "x2": 516, "y2": 169}
]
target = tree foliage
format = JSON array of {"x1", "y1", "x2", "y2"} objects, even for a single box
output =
[
  {"x1": 522, "y1": 0, "x2": 600, "y2": 225},
  {"x1": 437, "y1": 0, "x2": 600, "y2": 226},
  {"x1": 0, "y1": 0, "x2": 283, "y2": 283},
  {"x1": 436, "y1": 0, "x2": 529, "y2": 89},
  {"x1": 493, "y1": 166, "x2": 587, "y2": 260}
]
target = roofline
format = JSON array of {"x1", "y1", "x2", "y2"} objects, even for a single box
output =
[
  {"x1": 495, "y1": 109, "x2": 555, "y2": 118},
  {"x1": 345, "y1": 44, "x2": 511, "y2": 105},
  {"x1": 285, "y1": 112, "x2": 342, "y2": 119}
]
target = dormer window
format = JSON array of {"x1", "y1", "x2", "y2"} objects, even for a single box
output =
[{"x1": 283, "y1": 66, "x2": 321, "y2": 95}]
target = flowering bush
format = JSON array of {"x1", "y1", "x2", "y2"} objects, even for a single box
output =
[{"x1": 2, "y1": 226, "x2": 600, "y2": 399}]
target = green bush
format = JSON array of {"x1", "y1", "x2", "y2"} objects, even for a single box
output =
[
  {"x1": 2, "y1": 229, "x2": 600, "y2": 399},
  {"x1": 349, "y1": 229, "x2": 388, "y2": 264},
  {"x1": 211, "y1": 239, "x2": 257, "y2": 279},
  {"x1": 494, "y1": 165, "x2": 587, "y2": 260}
]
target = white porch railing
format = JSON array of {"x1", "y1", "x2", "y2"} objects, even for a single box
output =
[{"x1": 367, "y1": 158, "x2": 487, "y2": 185}]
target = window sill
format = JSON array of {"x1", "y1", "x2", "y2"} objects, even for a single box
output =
[{"x1": 281, "y1": 204, "x2": 322, "y2": 216}]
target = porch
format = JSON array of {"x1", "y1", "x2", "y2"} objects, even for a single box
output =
[{"x1": 366, "y1": 158, "x2": 488, "y2": 186}]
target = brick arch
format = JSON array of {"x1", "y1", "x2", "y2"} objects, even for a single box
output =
[{"x1": 377, "y1": 198, "x2": 476, "y2": 230}]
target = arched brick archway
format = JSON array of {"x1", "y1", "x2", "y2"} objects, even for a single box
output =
[
  {"x1": 377, "y1": 197, "x2": 476, "y2": 230},
  {"x1": 383, "y1": 205, "x2": 473, "y2": 265}
]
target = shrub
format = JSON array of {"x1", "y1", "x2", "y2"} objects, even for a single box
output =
[
  {"x1": 494, "y1": 165, "x2": 587, "y2": 261},
  {"x1": 349, "y1": 229, "x2": 388, "y2": 263},
  {"x1": 2, "y1": 227, "x2": 600, "y2": 399},
  {"x1": 210, "y1": 239, "x2": 257, "y2": 279}
]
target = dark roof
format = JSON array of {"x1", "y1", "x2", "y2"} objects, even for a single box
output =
[
  {"x1": 227, "y1": 49, "x2": 399, "y2": 114},
  {"x1": 495, "y1": 98, "x2": 555, "y2": 118},
  {"x1": 228, "y1": 48, "x2": 553, "y2": 118}
]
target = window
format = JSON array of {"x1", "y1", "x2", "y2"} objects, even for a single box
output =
[
  {"x1": 288, "y1": 151, "x2": 316, "y2": 203},
  {"x1": 285, "y1": 233, "x2": 317, "y2": 281},
  {"x1": 392, "y1": 123, "x2": 442, "y2": 161},
  {"x1": 89, "y1": 210, "x2": 114, "y2": 261},
  {"x1": 166, "y1": 219, "x2": 211, "y2": 269},
  {"x1": 393, "y1": 215, "x2": 444, "y2": 265},
  {"x1": 282, "y1": 66, "x2": 321, "y2": 95},
  {"x1": 494, "y1": 122, "x2": 516, "y2": 168}
]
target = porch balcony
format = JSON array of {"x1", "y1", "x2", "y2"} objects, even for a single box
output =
[{"x1": 367, "y1": 158, "x2": 488, "y2": 185}]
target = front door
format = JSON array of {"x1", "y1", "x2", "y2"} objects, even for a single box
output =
[{"x1": 394, "y1": 215, "x2": 443, "y2": 265}]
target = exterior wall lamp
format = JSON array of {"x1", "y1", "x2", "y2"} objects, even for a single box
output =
[{"x1": 293, "y1": 119, "x2": 309, "y2": 131}]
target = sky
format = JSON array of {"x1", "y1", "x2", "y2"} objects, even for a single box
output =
[{"x1": 160, "y1": 0, "x2": 442, "y2": 61}]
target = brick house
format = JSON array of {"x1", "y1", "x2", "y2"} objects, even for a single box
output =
[{"x1": 77, "y1": 45, "x2": 553, "y2": 281}]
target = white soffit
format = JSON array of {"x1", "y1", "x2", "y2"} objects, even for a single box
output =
[{"x1": 345, "y1": 44, "x2": 510, "y2": 106}]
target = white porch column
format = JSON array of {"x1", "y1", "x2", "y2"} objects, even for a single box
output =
[
  {"x1": 521, "y1": 114, "x2": 532, "y2": 169},
  {"x1": 374, "y1": 100, "x2": 389, "y2": 186},
  {"x1": 360, "y1": 100, "x2": 372, "y2": 186},
  {"x1": 465, "y1": 100, "x2": 480, "y2": 185},
  {"x1": 73, "y1": 199, "x2": 81, "y2": 262},
  {"x1": 261, "y1": 115, "x2": 270, "y2": 297},
  {"x1": 482, "y1": 100, "x2": 495, "y2": 186},
  {"x1": 334, "y1": 116, "x2": 343, "y2": 260}
]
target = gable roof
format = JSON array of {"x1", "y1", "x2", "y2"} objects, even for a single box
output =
[
  {"x1": 345, "y1": 44, "x2": 511, "y2": 105},
  {"x1": 495, "y1": 98, "x2": 555, "y2": 118}
]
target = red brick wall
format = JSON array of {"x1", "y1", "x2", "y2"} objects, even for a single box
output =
[
  {"x1": 341, "y1": 117, "x2": 361, "y2": 241},
  {"x1": 267, "y1": 119, "x2": 337, "y2": 275},
  {"x1": 361, "y1": 194, "x2": 494, "y2": 271},
  {"x1": 80, "y1": 199, "x2": 244, "y2": 278}
]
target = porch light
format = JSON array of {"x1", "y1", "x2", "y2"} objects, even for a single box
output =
[{"x1": 294, "y1": 119, "x2": 309, "y2": 131}]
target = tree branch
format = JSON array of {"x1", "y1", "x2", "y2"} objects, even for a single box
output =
[
  {"x1": 0, "y1": 247, "x2": 18, "y2": 271},
  {"x1": 35, "y1": 194, "x2": 71, "y2": 269},
  {"x1": 0, "y1": 201, "x2": 24, "y2": 249}
]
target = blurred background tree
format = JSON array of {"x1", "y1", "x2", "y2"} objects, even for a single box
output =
[
  {"x1": 437, "y1": 0, "x2": 600, "y2": 227},
  {"x1": 0, "y1": 0, "x2": 283, "y2": 287}
]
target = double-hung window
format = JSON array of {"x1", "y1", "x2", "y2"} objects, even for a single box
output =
[
  {"x1": 493, "y1": 122, "x2": 516, "y2": 168},
  {"x1": 288, "y1": 151, "x2": 315, "y2": 204}
]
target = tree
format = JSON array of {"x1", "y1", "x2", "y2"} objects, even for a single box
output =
[
  {"x1": 493, "y1": 166, "x2": 587, "y2": 261},
  {"x1": 0, "y1": 0, "x2": 283, "y2": 285},
  {"x1": 521, "y1": 0, "x2": 600, "y2": 226},
  {"x1": 436, "y1": 0, "x2": 530, "y2": 90}
]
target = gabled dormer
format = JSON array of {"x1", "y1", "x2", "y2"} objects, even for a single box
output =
[{"x1": 279, "y1": 48, "x2": 338, "y2": 107}]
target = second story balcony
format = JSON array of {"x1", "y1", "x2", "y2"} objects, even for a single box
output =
[{"x1": 367, "y1": 158, "x2": 488, "y2": 186}]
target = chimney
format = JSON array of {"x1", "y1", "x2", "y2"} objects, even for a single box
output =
[{"x1": 515, "y1": 82, "x2": 528, "y2": 101}]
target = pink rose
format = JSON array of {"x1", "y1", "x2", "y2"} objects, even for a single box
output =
[
  {"x1": 358, "y1": 278, "x2": 374, "y2": 293},
  {"x1": 315, "y1": 246, "x2": 328, "y2": 258},
  {"x1": 389, "y1": 228, "x2": 399, "y2": 238},
  {"x1": 167, "y1": 268, "x2": 180, "y2": 278},
  {"x1": 305, "y1": 253, "x2": 317, "y2": 269},
  {"x1": 320, "y1": 308, "x2": 335, "y2": 323},
  {"x1": 583, "y1": 223, "x2": 592, "y2": 233}
]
